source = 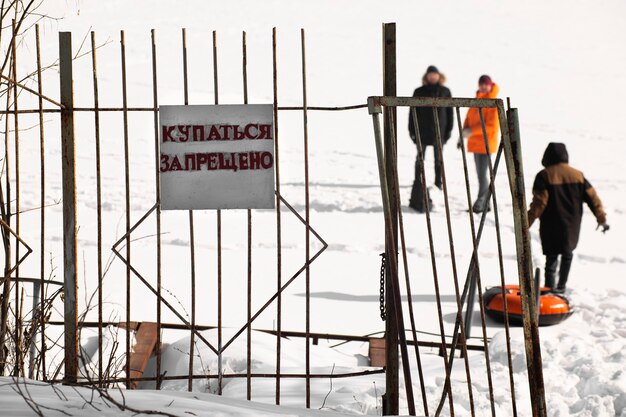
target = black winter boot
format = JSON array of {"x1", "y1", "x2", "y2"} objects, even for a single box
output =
[
  {"x1": 556, "y1": 253, "x2": 574, "y2": 291},
  {"x1": 544, "y1": 255, "x2": 558, "y2": 289}
]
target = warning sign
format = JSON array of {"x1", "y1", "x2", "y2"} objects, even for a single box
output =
[{"x1": 159, "y1": 104, "x2": 275, "y2": 210}]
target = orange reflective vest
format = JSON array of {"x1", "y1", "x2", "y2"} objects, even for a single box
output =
[{"x1": 463, "y1": 83, "x2": 500, "y2": 154}]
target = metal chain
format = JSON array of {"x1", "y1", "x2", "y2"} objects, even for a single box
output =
[{"x1": 379, "y1": 252, "x2": 386, "y2": 321}]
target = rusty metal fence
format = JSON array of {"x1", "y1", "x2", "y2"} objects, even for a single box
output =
[
  {"x1": 0, "y1": 24, "x2": 333, "y2": 391},
  {"x1": 0, "y1": 21, "x2": 547, "y2": 417},
  {"x1": 0, "y1": 23, "x2": 385, "y2": 403}
]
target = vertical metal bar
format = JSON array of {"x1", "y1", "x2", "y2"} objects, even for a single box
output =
[
  {"x1": 35, "y1": 24, "x2": 46, "y2": 381},
  {"x1": 472, "y1": 108, "x2": 499, "y2": 417},
  {"x1": 300, "y1": 28, "x2": 312, "y2": 409},
  {"x1": 455, "y1": 109, "x2": 478, "y2": 296},
  {"x1": 151, "y1": 28, "x2": 163, "y2": 391},
  {"x1": 181, "y1": 28, "x2": 197, "y2": 393},
  {"x1": 431, "y1": 107, "x2": 476, "y2": 417},
  {"x1": 370, "y1": 108, "x2": 415, "y2": 416},
  {"x1": 242, "y1": 30, "x2": 252, "y2": 401},
  {"x1": 0, "y1": 53, "x2": 12, "y2": 378},
  {"x1": 478, "y1": 107, "x2": 518, "y2": 416},
  {"x1": 387, "y1": 109, "x2": 429, "y2": 415},
  {"x1": 26, "y1": 21, "x2": 43, "y2": 377},
  {"x1": 382, "y1": 23, "x2": 399, "y2": 416},
  {"x1": 30, "y1": 288, "x2": 40, "y2": 377},
  {"x1": 91, "y1": 30, "x2": 103, "y2": 386},
  {"x1": 272, "y1": 27, "x2": 282, "y2": 406},
  {"x1": 188, "y1": 210, "x2": 196, "y2": 391},
  {"x1": 409, "y1": 108, "x2": 454, "y2": 416},
  {"x1": 455, "y1": 106, "x2": 485, "y2": 407},
  {"x1": 11, "y1": 19, "x2": 22, "y2": 377},
  {"x1": 501, "y1": 105, "x2": 547, "y2": 417},
  {"x1": 0, "y1": 13, "x2": 17, "y2": 378},
  {"x1": 455, "y1": 107, "x2": 480, "y2": 320},
  {"x1": 120, "y1": 30, "x2": 132, "y2": 389},
  {"x1": 492, "y1": 108, "x2": 516, "y2": 417},
  {"x1": 212, "y1": 29, "x2": 223, "y2": 396},
  {"x1": 59, "y1": 31, "x2": 78, "y2": 384},
  {"x1": 18, "y1": 287, "x2": 24, "y2": 375}
]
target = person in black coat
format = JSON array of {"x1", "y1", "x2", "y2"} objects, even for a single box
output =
[
  {"x1": 408, "y1": 65, "x2": 453, "y2": 212},
  {"x1": 527, "y1": 143, "x2": 609, "y2": 292}
]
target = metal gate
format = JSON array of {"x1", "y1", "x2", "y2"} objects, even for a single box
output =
[
  {"x1": 0, "y1": 23, "x2": 387, "y2": 404},
  {"x1": 367, "y1": 91, "x2": 546, "y2": 417},
  {"x1": 0, "y1": 20, "x2": 548, "y2": 417}
]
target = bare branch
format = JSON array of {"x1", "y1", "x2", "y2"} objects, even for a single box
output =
[
  {"x1": 319, "y1": 363, "x2": 336, "y2": 410},
  {"x1": 73, "y1": 25, "x2": 91, "y2": 59},
  {"x1": 71, "y1": 385, "x2": 102, "y2": 412}
]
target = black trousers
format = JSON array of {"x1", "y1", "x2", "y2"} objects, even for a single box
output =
[
  {"x1": 544, "y1": 253, "x2": 574, "y2": 290},
  {"x1": 409, "y1": 144, "x2": 441, "y2": 209}
]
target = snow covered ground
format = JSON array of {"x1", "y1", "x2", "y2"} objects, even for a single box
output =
[
  {"x1": 2, "y1": 294, "x2": 625, "y2": 416},
  {"x1": 1, "y1": 0, "x2": 625, "y2": 416}
]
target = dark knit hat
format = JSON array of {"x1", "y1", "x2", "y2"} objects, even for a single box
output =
[
  {"x1": 426, "y1": 65, "x2": 439, "y2": 74},
  {"x1": 478, "y1": 75, "x2": 493, "y2": 85}
]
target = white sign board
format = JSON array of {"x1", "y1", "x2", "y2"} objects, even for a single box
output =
[{"x1": 159, "y1": 104, "x2": 275, "y2": 210}]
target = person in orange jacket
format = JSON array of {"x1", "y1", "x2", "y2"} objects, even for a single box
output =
[{"x1": 459, "y1": 75, "x2": 500, "y2": 213}]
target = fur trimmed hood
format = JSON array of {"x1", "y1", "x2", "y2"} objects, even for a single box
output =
[{"x1": 422, "y1": 72, "x2": 447, "y2": 86}]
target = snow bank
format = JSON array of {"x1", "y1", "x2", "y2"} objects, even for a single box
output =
[{"x1": 0, "y1": 376, "x2": 359, "y2": 417}]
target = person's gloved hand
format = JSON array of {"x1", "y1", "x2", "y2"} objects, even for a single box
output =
[
  {"x1": 462, "y1": 128, "x2": 472, "y2": 139},
  {"x1": 596, "y1": 223, "x2": 610, "y2": 233},
  {"x1": 410, "y1": 134, "x2": 416, "y2": 144}
]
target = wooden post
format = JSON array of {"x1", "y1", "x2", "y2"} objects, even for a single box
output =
[
  {"x1": 369, "y1": 338, "x2": 387, "y2": 367},
  {"x1": 383, "y1": 22, "x2": 399, "y2": 416},
  {"x1": 59, "y1": 32, "x2": 78, "y2": 384}
]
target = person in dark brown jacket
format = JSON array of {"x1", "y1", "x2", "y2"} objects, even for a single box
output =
[{"x1": 527, "y1": 143, "x2": 609, "y2": 292}]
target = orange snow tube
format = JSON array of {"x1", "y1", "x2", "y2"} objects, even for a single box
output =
[{"x1": 483, "y1": 285, "x2": 573, "y2": 326}]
